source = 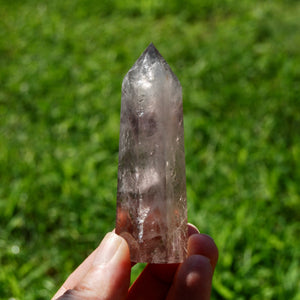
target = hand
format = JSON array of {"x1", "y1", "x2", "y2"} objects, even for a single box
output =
[{"x1": 52, "y1": 224, "x2": 218, "y2": 300}]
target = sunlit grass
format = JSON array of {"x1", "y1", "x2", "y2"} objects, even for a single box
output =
[{"x1": 0, "y1": 0, "x2": 299, "y2": 299}]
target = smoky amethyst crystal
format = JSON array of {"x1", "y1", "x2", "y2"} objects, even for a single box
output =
[{"x1": 116, "y1": 43, "x2": 187, "y2": 263}]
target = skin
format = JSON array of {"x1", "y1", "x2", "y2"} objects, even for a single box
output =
[{"x1": 53, "y1": 224, "x2": 218, "y2": 300}]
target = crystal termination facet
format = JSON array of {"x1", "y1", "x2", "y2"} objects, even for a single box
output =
[{"x1": 116, "y1": 43, "x2": 188, "y2": 263}]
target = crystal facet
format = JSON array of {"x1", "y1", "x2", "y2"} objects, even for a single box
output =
[{"x1": 116, "y1": 43, "x2": 187, "y2": 263}]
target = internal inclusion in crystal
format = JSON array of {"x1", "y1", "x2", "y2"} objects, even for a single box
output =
[{"x1": 116, "y1": 43, "x2": 188, "y2": 263}]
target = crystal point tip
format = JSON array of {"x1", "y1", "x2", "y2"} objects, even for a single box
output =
[
  {"x1": 133, "y1": 42, "x2": 165, "y2": 68},
  {"x1": 145, "y1": 42, "x2": 158, "y2": 53}
]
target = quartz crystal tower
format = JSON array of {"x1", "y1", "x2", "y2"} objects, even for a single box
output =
[{"x1": 116, "y1": 43, "x2": 187, "y2": 263}]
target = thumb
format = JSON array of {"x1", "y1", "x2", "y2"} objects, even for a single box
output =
[{"x1": 58, "y1": 232, "x2": 131, "y2": 300}]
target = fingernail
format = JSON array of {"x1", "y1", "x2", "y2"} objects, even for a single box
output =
[
  {"x1": 188, "y1": 223, "x2": 200, "y2": 235},
  {"x1": 93, "y1": 232, "x2": 122, "y2": 265}
]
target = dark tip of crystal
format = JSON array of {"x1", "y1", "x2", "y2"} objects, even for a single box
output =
[
  {"x1": 144, "y1": 42, "x2": 160, "y2": 57},
  {"x1": 133, "y1": 42, "x2": 165, "y2": 67},
  {"x1": 147, "y1": 42, "x2": 155, "y2": 49}
]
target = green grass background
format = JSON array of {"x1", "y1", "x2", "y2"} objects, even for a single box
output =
[{"x1": 1, "y1": 0, "x2": 299, "y2": 299}]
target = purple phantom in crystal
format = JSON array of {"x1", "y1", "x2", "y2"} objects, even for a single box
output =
[{"x1": 116, "y1": 43, "x2": 188, "y2": 263}]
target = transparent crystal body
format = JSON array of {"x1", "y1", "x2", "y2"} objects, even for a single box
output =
[{"x1": 116, "y1": 43, "x2": 187, "y2": 263}]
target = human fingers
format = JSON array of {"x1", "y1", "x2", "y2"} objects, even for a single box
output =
[
  {"x1": 127, "y1": 263, "x2": 178, "y2": 300},
  {"x1": 188, "y1": 223, "x2": 200, "y2": 236},
  {"x1": 126, "y1": 223, "x2": 200, "y2": 300},
  {"x1": 166, "y1": 234, "x2": 218, "y2": 300},
  {"x1": 166, "y1": 255, "x2": 213, "y2": 300},
  {"x1": 54, "y1": 232, "x2": 131, "y2": 300},
  {"x1": 188, "y1": 233, "x2": 218, "y2": 271},
  {"x1": 52, "y1": 248, "x2": 98, "y2": 299}
]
